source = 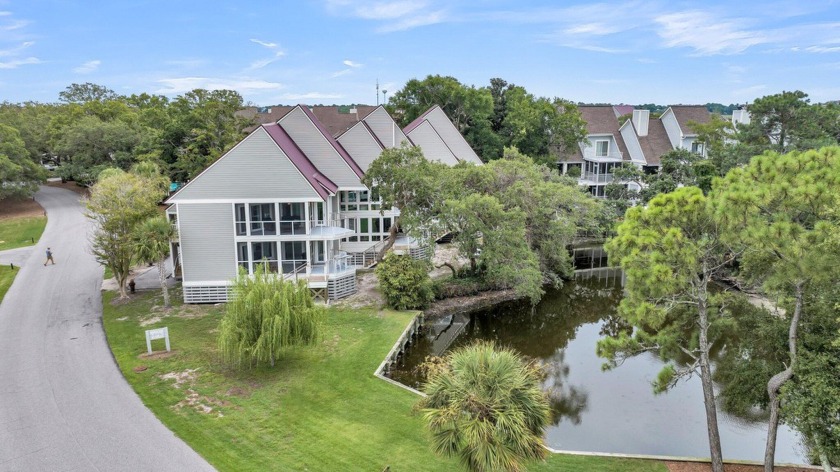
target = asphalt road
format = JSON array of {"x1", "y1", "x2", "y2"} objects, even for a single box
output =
[{"x1": 0, "y1": 186, "x2": 215, "y2": 472}]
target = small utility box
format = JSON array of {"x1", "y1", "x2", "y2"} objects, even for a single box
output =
[{"x1": 145, "y1": 327, "x2": 171, "y2": 354}]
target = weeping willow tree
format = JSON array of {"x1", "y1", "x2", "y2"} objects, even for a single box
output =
[{"x1": 218, "y1": 265, "x2": 324, "y2": 368}]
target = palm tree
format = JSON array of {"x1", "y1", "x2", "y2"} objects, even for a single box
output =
[
  {"x1": 132, "y1": 216, "x2": 176, "y2": 307},
  {"x1": 419, "y1": 341, "x2": 551, "y2": 472}
]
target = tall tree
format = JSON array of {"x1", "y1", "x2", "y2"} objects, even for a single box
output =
[
  {"x1": 712, "y1": 146, "x2": 840, "y2": 471},
  {"x1": 0, "y1": 124, "x2": 46, "y2": 200},
  {"x1": 86, "y1": 169, "x2": 161, "y2": 299},
  {"x1": 745, "y1": 90, "x2": 811, "y2": 153},
  {"x1": 361, "y1": 144, "x2": 447, "y2": 259},
  {"x1": 218, "y1": 265, "x2": 324, "y2": 368},
  {"x1": 59, "y1": 83, "x2": 119, "y2": 104},
  {"x1": 132, "y1": 216, "x2": 177, "y2": 308},
  {"x1": 600, "y1": 187, "x2": 736, "y2": 472},
  {"x1": 419, "y1": 341, "x2": 551, "y2": 472}
]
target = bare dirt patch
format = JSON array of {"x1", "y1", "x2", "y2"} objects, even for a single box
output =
[
  {"x1": 0, "y1": 198, "x2": 44, "y2": 220},
  {"x1": 139, "y1": 350, "x2": 178, "y2": 360},
  {"x1": 665, "y1": 461, "x2": 815, "y2": 472},
  {"x1": 175, "y1": 389, "x2": 228, "y2": 418},
  {"x1": 333, "y1": 270, "x2": 384, "y2": 309},
  {"x1": 45, "y1": 180, "x2": 90, "y2": 198},
  {"x1": 133, "y1": 365, "x2": 148, "y2": 373},
  {"x1": 160, "y1": 368, "x2": 199, "y2": 389}
]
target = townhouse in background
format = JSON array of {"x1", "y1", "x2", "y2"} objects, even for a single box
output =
[
  {"x1": 166, "y1": 105, "x2": 481, "y2": 304},
  {"x1": 559, "y1": 105, "x2": 712, "y2": 197}
]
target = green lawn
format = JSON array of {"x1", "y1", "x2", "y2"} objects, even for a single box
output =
[
  {"x1": 0, "y1": 216, "x2": 47, "y2": 251},
  {"x1": 0, "y1": 266, "x2": 19, "y2": 302},
  {"x1": 102, "y1": 289, "x2": 666, "y2": 472}
]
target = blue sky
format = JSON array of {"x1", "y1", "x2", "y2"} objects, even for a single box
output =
[{"x1": 2, "y1": 1, "x2": 839, "y2": 106}]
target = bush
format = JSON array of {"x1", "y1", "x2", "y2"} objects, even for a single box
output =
[{"x1": 376, "y1": 253, "x2": 434, "y2": 310}]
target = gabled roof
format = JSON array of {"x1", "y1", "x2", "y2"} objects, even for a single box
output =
[
  {"x1": 668, "y1": 106, "x2": 711, "y2": 135},
  {"x1": 297, "y1": 105, "x2": 365, "y2": 180},
  {"x1": 243, "y1": 105, "x2": 378, "y2": 137},
  {"x1": 262, "y1": 123, "x2": 338, "y2": 199},
  {"x1": 403, "y1": 105, "x2": 483, "y2": 164},
  {"x1": 578, "y1": 106, "x2": 631, "y2": 160},
  {"x1": 636, "y1": 119, "x2": 672, "y2": 167}
]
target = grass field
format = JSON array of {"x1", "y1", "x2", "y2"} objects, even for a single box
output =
[
  {"x1": 0, "y1": 216, "x2": 46, "y2": 251},
  {"x1": 102, "y1": 289, "x2": 666, "y2": 472},
  {"x1": 0, "y1": 266, "x2": 19, "y2": 302}
]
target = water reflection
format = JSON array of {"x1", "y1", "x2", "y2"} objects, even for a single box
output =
[{"x1": 389, "y1": 276, "x2": 805, "y2": 463}]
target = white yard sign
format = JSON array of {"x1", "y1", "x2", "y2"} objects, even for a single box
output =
[{"x1": 145, "y1": 327, "x2": 171, "y2": 354}]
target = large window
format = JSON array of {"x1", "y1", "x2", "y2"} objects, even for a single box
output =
[
  {"x1": 280, "y1": 202, "x2": 305, "y2": 235},
  {"x1": 250, "y1": 203, "x2": 276, "y2": 236},
  {"x1": 237, "y1": 242, "x2": 249, "y2": 271},
  {"x1": 340, "y1": 191, "x2": 381, "y2": 212},
  {"x1": 691, "y1": 142, "x2": 704, "y2": 155},
  {"x1": 282, "y1": 241, "x2": 307, "y2": 274},
  {"x1": 595, "y1": 140, "x2": 609, "y2": 157},
  {"x1": 342, "y1": 216, "x2": 392, "y2": 244},
  {"x1": 252, "y1": 242, "x2": 278, "y2": 273}
]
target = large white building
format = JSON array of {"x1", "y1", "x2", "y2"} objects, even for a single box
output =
[{"x1": 166, "y1": 105, "x2": 481, "y2": 303}]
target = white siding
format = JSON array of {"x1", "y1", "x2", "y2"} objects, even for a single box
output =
[
  {"x1": 178, "y1": 203, "x2": 236, "y2": 284},
  {"x1": 363, "y1": 107, "x2": 409, "y2": 148},
  {"x1": 279, "y1": 107, "x2": 363, "y2": 188},
  {"x1": 170, "y1": 128, "x2": 321, "y2": 202},
  {"x1": 660, "y1": 109, "x2": 682, "y2": 149},
  {"x1": 619, "y1": 121, "x2": 646, "y2": 164},
  {"x1": 406, "y1": 121, "x2": 459, "y2": 166},
  {"x1": 422, "y1": 107, "x2": 483, "y2": 164},
  {"x1": 337, "y1": 123, "x2": 383, "y2": 173}
]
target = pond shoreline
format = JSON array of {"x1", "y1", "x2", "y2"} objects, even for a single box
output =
[{"x1": 423, "y1": 288, "x2": 523, "y2": 321}]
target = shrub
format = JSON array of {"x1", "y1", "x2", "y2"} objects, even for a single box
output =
[{"x1": 376, "y1": 253, "x2": 434, "y2": 310}]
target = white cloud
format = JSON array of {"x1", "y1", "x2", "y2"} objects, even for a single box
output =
[
  {"x1": 248, "y1": 50, "x2": 286, "y2": 70},
  {"x1": 325, "y1": 1, "x2": 447, "y2": 32},
  {"x1": 331, "y1": 69, "x2": 353, "y2": 78},
  {"x1": 278, "y1": 92, "x2": 343, "y2": 101},
  {"x1": 0, "y1": 18, "x2": 27, "y2": 31},
  {"x1": 343, "y1": 59, "x2": 362, "y2": 68},
  {"x1": 250, "y1": 38, "x2": 278, "y2": 49},
  {"x1": 732, "y1": 84, "x2": 768, "y2": 99},
  {"x1": 0, "y1": 40, "x2": 31, "y2": 57},
  {"x1": 564, "y1": 22, "x2": 622, "y2": 36},
  {"x1": 655, "y1": 11, "x2": 769, "y2": 55},
  {"x1": 73, "y1": 59, "x2": 101, "y2": 73},
  {"x1": 156, "y1": 77, "x2": 284, "y2": 95},
  {"x1": 804, "y1": 45, "x2": 840, "y2": 53},
  {"x1": 0, "y1": 12, "x2": 12, "y2": 17},
  {"x1": 0, "y1": 56, "x2": 39, "y2": 69}
]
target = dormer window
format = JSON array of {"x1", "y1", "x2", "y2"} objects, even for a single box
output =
[
  {"x1": 595, "y1": 140, "x2": 609, "y2": 157},
  {"x1": 691, "y1": 142, "x2": 704, "y2": 155}
]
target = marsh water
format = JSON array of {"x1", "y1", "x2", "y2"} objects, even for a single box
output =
[{"x1": 389, "y1": 263, "x2": 806, "y2": 463}]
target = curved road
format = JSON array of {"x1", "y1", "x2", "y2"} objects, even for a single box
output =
[{"x1": 0, "y1": 186, "x2": 214, "y2": 472}]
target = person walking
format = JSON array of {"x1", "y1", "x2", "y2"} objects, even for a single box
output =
[{"x1": 44, "y1": 247, "x2": 55, "y2": 266}]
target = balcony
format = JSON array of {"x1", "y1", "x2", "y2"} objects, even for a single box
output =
[{"x1": 580, "y1": 171, "x2": 614, "y2": 184}]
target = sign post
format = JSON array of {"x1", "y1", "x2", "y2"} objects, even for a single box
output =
[{"x1": 145, "y1": 327, "x2": 170, "y2": 354}]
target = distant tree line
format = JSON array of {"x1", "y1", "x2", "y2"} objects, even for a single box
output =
[{"x1": 0, "y1": 82, "x2": 254, "y2": 199}]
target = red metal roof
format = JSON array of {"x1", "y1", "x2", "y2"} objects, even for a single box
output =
[{"x1": 262, "y1": 123, "x2": 338, "y2": 200}]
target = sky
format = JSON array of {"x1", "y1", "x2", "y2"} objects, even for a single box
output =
[{"x1": 1, "y1": 1, "x2": 839, "y2": 106}]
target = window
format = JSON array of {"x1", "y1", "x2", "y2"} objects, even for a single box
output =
[
  {"x1": 251, "y1": 241, "x2": 278, "y2": 273},
  {"x1": 281, "y1": 241, "x2": 307, "y2": 274},
  {"x1": 595, "y1": 140, "x2": 609, "y2": 157},
  {"x1": 235, "y1": 204, "x2": 247, "y2": 236},
  {"x1": 359, "y1": 218, "x2": 369, "y2": 242},
  {"x1": 249, "y1": 204, "x2": 276, "y2": 236},
  {"x1": 237, "y1": 242, "x2": 249, "y2": 271},
  {"x1": 279, "y1": 202, "x2": 305, "y2": 235},
  {"x1": 691, "y1": 142, "x2": 704, "y2": 155}
]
